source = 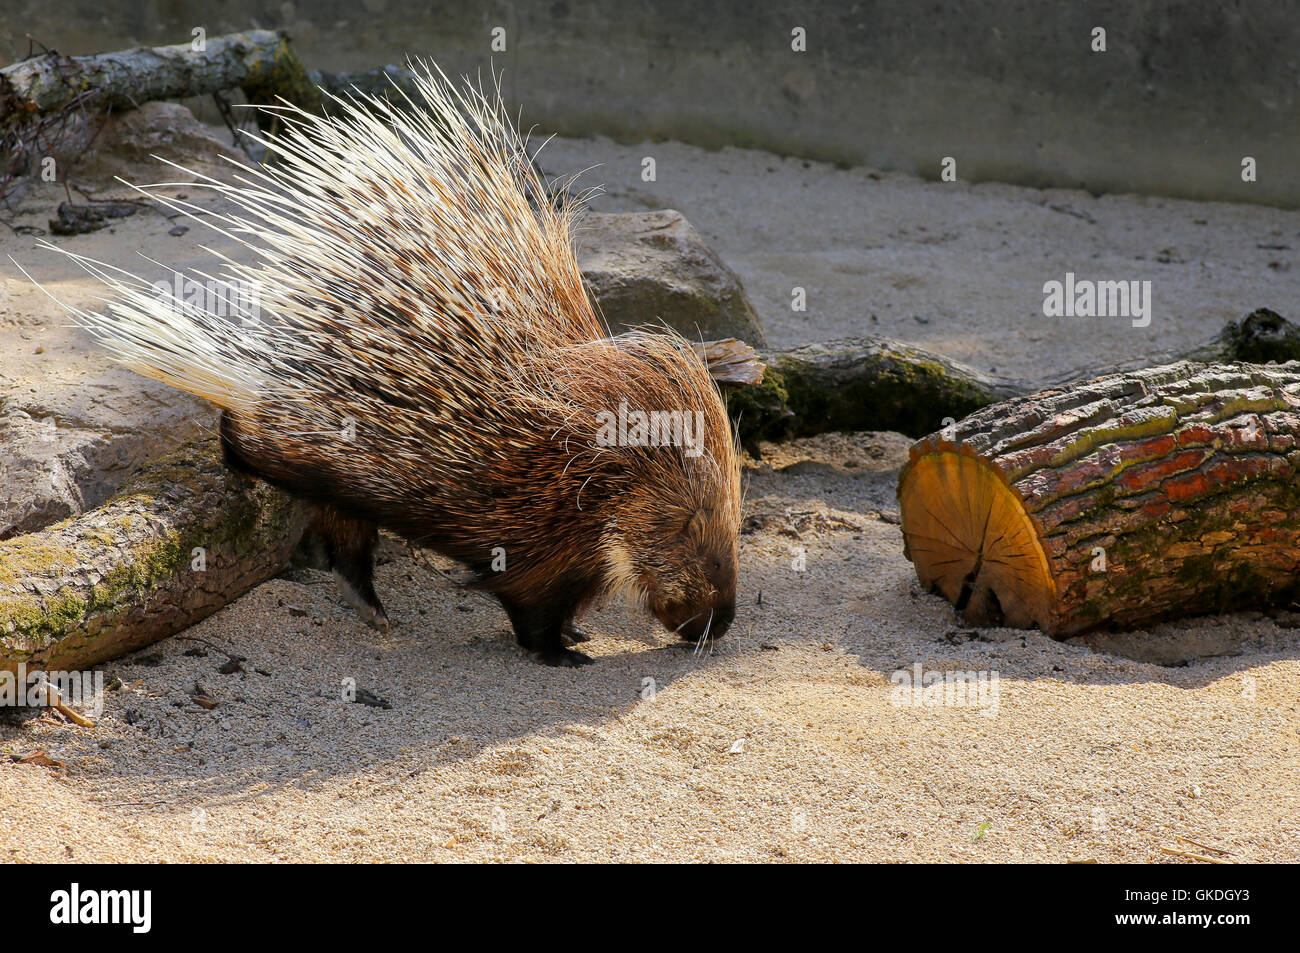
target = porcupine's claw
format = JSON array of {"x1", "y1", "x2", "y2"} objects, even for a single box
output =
[
  {"x1": 561, "y1": 621, "x2": 593, "y2": 645},
  {"x1": 337, "y1": 579, "x2": 391, "y2": 632}
]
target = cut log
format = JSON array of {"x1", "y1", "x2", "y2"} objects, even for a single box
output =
[
  {"x1": 897, "y1": 361, "x2": 1300, "y2": 635},
  {"x1": 0, "y1": 437, "x2": 309, "y2": 672}
]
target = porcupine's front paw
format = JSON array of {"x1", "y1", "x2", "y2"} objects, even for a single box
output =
[{"x1": 501, "y1": 599, "x2": 594, "y2": 666}]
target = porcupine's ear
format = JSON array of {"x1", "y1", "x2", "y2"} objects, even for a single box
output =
[{"x1": 681, "y1": 507, "x2": 708, "y2": 540}]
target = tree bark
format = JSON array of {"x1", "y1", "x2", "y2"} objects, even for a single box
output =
[
  {"x1": 0, "y1": 437, "x2": 309, "y2": 672},
  {"x1": 897, "y1": 361, "x2": 1300, "y2": 635}
]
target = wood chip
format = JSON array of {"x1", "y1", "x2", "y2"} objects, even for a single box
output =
[
  {"x1": 1160, "y1": 845, "x2": 1231, "y2": 864},
  {"x1": 14, "y1": 749, "x2": 64, "y2": 768}
]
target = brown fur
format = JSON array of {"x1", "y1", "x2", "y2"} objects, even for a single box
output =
[{"x1": 223, "y1": 331, "x2": 740, "y2": 666}]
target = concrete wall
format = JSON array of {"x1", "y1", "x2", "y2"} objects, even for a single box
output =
[{"x1": 4, "y1": 1, "x2": 1297, "y2": 206}]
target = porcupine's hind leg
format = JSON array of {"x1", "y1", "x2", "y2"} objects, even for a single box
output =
[
  {"x1": 220, "y1": 415, "x2": 389, "y2": 628},
  {"x1": 314, "y1": 505, "x2": 390, "y2": 631},
  {"x1": 220, "y1": 415, "x2": 390, "y2": 629},
  {"x1": 498, "y1": 597, "x2": 594, "y2": 667}
]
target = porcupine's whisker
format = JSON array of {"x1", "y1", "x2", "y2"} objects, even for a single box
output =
[
  {"x1": 694, "y1": 608, "x2": 716, "y2": 658},
  {"x1": 673, "y1": 610, "x2": 706, "y2": 634}
]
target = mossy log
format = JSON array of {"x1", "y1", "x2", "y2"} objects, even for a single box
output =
[
  {"x1": 722, "y1": 308, "x2": 1300, "y2": 452},
  {"x1": 897, "y1": 361, "x2": 1300, "y2": 635},
  {"x1": 723, "y1": 337, "x2": 1017, "y2": 454},
  {"x1": 0, "y1": 30, "x2": 320, "y2": 127},
  {"x1": 0, "y1": 437, "x2": 308, "y2": 673}
]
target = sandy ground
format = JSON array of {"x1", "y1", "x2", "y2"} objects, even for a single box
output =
[{"x1": 2, "y1": 131, "x2": 1299, "y2": 863}]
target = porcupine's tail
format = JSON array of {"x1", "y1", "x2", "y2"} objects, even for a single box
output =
[{"x1": 14, "y1": 247, "x2": 270, "y2": 414}]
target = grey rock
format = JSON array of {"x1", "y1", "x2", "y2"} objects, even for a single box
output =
[{"x1": 578, "y1": 210, "x2": 768, "y2": 346}]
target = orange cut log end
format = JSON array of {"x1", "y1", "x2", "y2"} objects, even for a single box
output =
[{"x1": 898, "y1": 451, "x2": 1056, "y2": 630}]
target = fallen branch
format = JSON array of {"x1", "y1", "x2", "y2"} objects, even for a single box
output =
[
  {"x1": 0, "y1": 30, "x2": 318, "y2": 206},
  {"x1": 0, "y1": 30, "x2": 318, "y2": 125},
  {"x1": 1, "y1": 30, "x2": 471, "y2": 127},
  {"x1": 0, "y1": 437, "x2": 309, "y2": 672}
]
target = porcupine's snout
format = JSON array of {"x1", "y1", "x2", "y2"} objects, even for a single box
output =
[
  {"x1": 644, "y1": 532, "x2": 738, "y2": 644},
  {"x1": 604, "y1": 408, "x2": 742, "y2": 646},
  {"x1": 669, "y1": 595, "x2": 735, "y2": 643}
]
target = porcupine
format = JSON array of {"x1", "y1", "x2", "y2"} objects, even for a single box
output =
[{"x1": 28, "y1": 66, "x2": 741, "y2": 667}]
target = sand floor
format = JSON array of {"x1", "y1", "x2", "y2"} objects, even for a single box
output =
[{"x1": 2, "y1": 133, "x2": 1298, "y2": 863}]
